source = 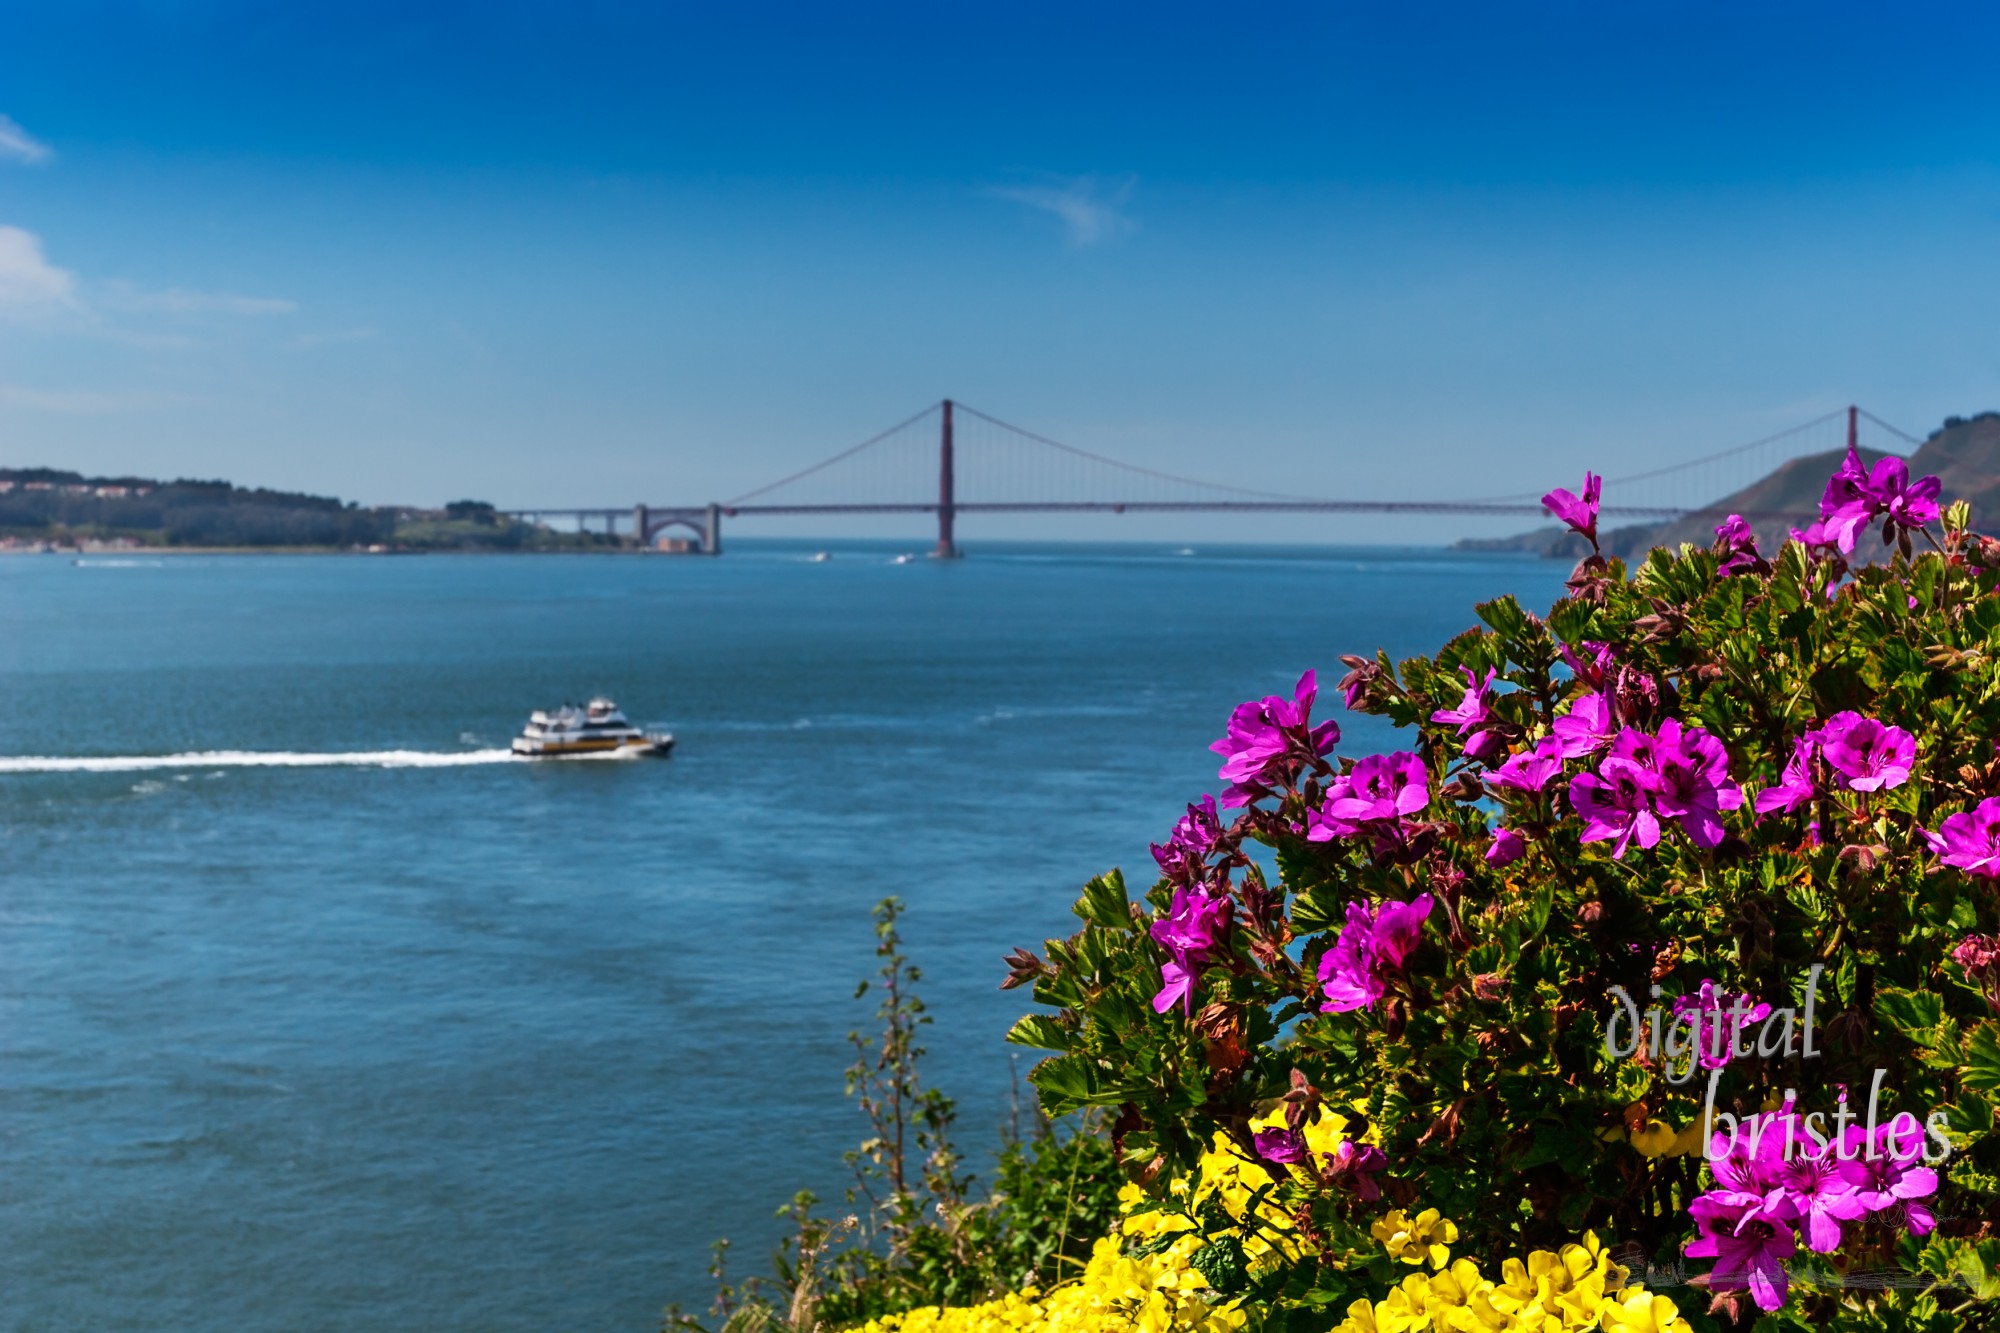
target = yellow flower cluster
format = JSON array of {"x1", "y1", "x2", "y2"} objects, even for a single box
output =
[
  {"x1": 859, "y1": 1112, "x2": 1339, "y2": 1333},
  {"x1": 854, "y1": 1112, "x2": 1691, "y2": 1333},
  {"x1": 1372, "y1": 1209, "x2": 1459, "y2": 1268},
  {"x1": 1595, "y1": 1116, "x2": 1709, "y2": 1159},
  {"x1": 1118, "y1": 1107, "x2": 1355, "y2": 1268},
  {"x1": 1602, "y1": 1096, "x2": 1791, "y2": 1160},
  {"x1": 1332, "y1": 1230, "x2": 1690, "y2": 1333},
  {"x1": 853, "y1": 1232, "x2": 1245, "y2": 1333}
]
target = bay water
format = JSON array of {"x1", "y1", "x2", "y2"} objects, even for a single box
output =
[{"x1": 0, "y1": 542, "x2": 1568, "y2": 1332}]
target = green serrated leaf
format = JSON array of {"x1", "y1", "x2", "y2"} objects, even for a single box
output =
[
  {"x1": 1073, "y1": 869, "x2": 1133, "y2": 931},
  {"x1": 1877, "y1": 987, "x2": 1944, "y2": 1040},
  {"x1": 1520, "y1": 885, "x2": 1554, "y2": 944},
  {"x1": 1547, "y1": 599, "x2": 1598, "y2": 649},
  {"x1": 1290, "y1": 889, "x2": 1342, "y2": 936},
  {"x1": 1956, "y1": 1238, "x2": 2000, "y2": 1301},
  {"x1": 1004, "y1": 1014, "x2": 1073, "y2": 1051},
  {"x1": 1946, "y1": 1091, "x2": 1994, "y2": 1137},
  {"x1": 1965, "y1": 1023, "x2": 2000, "y2": 1094},
  {"x1": 1475, "y1": 595, "x2": 1529, "y2": 641},
  {"x1": 1027, "y1": 1053, "x2": 1105, "y2": 1113}
]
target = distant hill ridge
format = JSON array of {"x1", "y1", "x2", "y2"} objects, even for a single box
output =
[
  {"x1": 0, "y1": 466, "x2": 599, "y2": 551},
  {"x1": 1460, "y1": 412, "x2": 2000, "y2": 559}
]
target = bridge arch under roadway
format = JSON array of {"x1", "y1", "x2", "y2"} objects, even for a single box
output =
[{"x1": 634, "y1": 503, "x2": 721, "y2": 554}]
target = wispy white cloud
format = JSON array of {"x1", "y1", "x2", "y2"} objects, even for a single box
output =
[
  {"x1": 0, "y1": 228, "x2": 299, "y2": 341},
  {"x1": 101, "y1": 280, "x2": 298, "y2": 316},
  {"x1": 0, "y1": 225, "x2": 78, "y2": 312},
  {"x1": 990, "y1": 174, "x2": 1137, "y2": 247},
  {"x1": 0, "y1": 114, "x2": 52, "y2": 165}
]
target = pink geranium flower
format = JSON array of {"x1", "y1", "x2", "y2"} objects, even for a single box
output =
[
  {"x1": 1148, "y1": 887, "x2": 1231, "y2": 1016},
  {"x1": 1836, "y1": 1122, "x2": 1940, "y2": 1238},
  {"x1": 1559, "y1": 640, "x2": 1615, "y2": 690},
  {"x1": 1570, "y1": 764, "x2": 1661, "y2": 859},
  {"x1": 1808, "y1": 445, "x2": 1944, "y2": 553},
  {"x1": 1648, "y1": 719, "x2": 1743, "y2": 849},
  {"x1": 1149, "y1": 795, "x2": 1223, "y2": 882},
  {"x1": 1715, "y1": 513, "x2": 1764, "y2": 575},
  {"x1": 1776, "y1": 1141, "x2": 1867, "y2": 1254},
  {"x1": 1430, "y1": 665, "x2": 1495, "y2": 733},
  {"x1": 1673, "y1": 980, "x2": 1770, "y2": 1071},
  {"x1": 1307, "y1": 752, "x2": 1429, "y2": 856},
  {"x1": 1705, "y1": 1107, "x2": 1789, "y2": 1196},
  {"x1": 1551, "y1": 692, "x2": 1615, "y2": 758},
  {"x1": 1542, "y1": 472, "x2": 1602, "y2": 548},
  {"x1": 1754, "y1": 737, "x2": 1816, "y2": 818},
  {"x1": 1317, "y1": 894, "x2": 1432, "y2": 1013},
  {"x1": 1685, "y1": 1191, "x2": 1798, "y2": 1313},
  {"x1": 1954, "y1": 934, "x2": 2000, "y2": 1011},
  {"x1": 1815, "y1": 446, "x2": 1880, "y2": 554},
  {"x1": 1812, "y1": 712, "x2": 1915, "y2": 792},
  {"x1": 1253, "y1": 1127, "x2": 1308, "y2": 1165},
  {"x1": 1486, "y1": 737, "x2": 1567, "y2": 794},
  {"x1": 1869, "y1": 456, "x2": 1942, "y2": 530},
  {"x1": 1485, "y1": 825, "x2": 1526, "y2": 866},
  {"x1": 1924, "y1": 797, "x2": 2000, "y2": 878},
  {"x1": 1323, "y1": 1138, "x2": 1386, "y2": 1201},
  {"x1": 1209, "y1": 669, "x2": 1340, "y2": 806},
  {"x1": 1789, "y1": 517, "x2": 1842, "y2": 554}
]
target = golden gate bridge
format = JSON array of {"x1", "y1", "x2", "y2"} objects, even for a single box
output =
[{"x1": 502, "y1": 401, "x2": 1923, "y2": 555}]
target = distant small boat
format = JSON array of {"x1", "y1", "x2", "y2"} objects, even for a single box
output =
[
  {"x1": 511, "y1": 698, "x2": 673, "y2": 758},
  {"x1": 809, "y1": 551, "x2": 832, "y2": 563},
  {"x1": 891, "y1": 553, "x2": 917, "y2": 564}
]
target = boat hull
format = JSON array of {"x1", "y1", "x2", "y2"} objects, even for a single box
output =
[{"x1": 510, "y1": 735, "x2": 674, "y2": 759}]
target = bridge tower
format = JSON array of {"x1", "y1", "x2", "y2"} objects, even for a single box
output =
[{"x1": 935, "y1": 398, "x2": 959, "y2": 559}]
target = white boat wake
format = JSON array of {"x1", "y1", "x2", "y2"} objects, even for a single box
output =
[{"x1": 0, "y1": 749, "x2": 525, "y2": 774}]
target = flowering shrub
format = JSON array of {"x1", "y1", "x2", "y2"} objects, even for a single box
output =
[
  {"x1": 1006, "y1": 444, "x2": 2000, "y2": 1329},
  {"x1": 857, "y1": 1112, "x2": 1685, "y2": 1333}
]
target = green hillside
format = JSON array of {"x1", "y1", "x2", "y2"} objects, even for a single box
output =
[
  {"x1": 0, "y1": 468, "x2": 613, "y2": 551},
  {"x1": 1461, "y1": 412, "x2": 2000, "y2": 559}
]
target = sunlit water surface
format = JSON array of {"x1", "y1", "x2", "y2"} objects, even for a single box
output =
[{"x1": 0, "y1": 541, "x2": 1568, "y2": 1332}]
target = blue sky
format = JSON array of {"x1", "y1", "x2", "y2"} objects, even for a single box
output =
[{"x1": 5, "y1": 2, "x2": 2000, "y2": 542}]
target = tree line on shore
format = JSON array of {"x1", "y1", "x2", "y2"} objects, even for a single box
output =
[{"x1": 0, "y1": 467, "x2": 607, "y2": 550}]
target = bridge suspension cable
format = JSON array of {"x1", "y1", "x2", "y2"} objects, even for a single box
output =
[
  {"x1": 952, "y1": 403, "x2": 1307, "y2": 503},
  {"x1": 723, "y1": 403, "x2": 941, "y2": 506},
  {"x1": 1460, "y1": 407, "x2": 1920, "y2": 514}
]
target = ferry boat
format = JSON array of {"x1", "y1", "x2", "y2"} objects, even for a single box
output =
[{"x1": 511, "y1": 698, "x2": 674, "y2": 758}]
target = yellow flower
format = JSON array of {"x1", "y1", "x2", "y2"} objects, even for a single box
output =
[
  {"x1": 1443, "y1": 1286, "x2": 1516, "y2": 1332},
  {"x1": 1627, "y1": 1119, "x2": 1677, "y2": 1157},
  {"x1": 1371, "y1": 1207, "x2": 1460, "y2": 1269},
  {"x1": 1476, "y1": 1232, "x2": 1633, "y2": 1332},
  {"x1": 1332, "y1": 1296, "x2": 1380, "y2": 1333},
  {"x1": 1373, "y1": 1274, "x2": 1445, "y2": 1333},
  {"x1": 1669, "y1": 1111, "x2": 1714, "y2": 1158},
  {"x1": 1598, "y1": 1290, "x2": 1692, "y2": 1333},
  {"x1": 1296, "y1": 1105, "x2": 1355, "y2": 1158},
  {"x1": 1425, "y1": 1258, "x2": 1489, "y2": 1309}
]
